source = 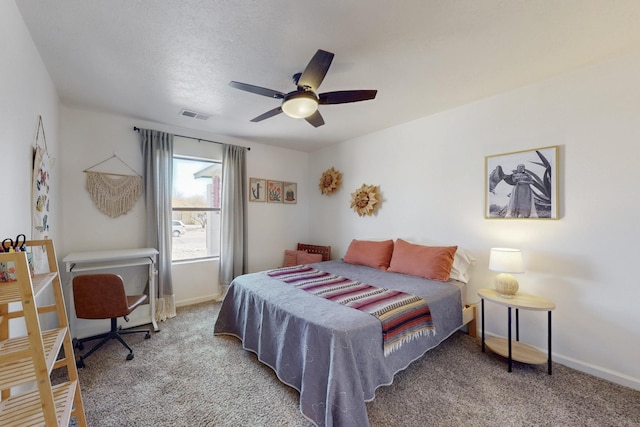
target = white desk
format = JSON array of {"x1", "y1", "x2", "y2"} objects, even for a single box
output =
[{"x1": 63, "y1": 248, "x2": 160, "y2": 334}]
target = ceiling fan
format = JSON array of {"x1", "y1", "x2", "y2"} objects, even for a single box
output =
[{"x1": 229, "y1": 49, "x2": 377, "y2": 127}]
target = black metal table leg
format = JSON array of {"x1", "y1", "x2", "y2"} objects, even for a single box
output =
[
  {"x1": 481, "y1": 298, "x2": 485, "y2": 352},
  {"x1": 515, "y1": 308, "x2": 520, "y2": 341},
  {"x1": 507, "y1": 306, "x2": 512, "y2": 372},
  {"x1": 548, "y1": 310, "x2": 552, "y2": 375}
]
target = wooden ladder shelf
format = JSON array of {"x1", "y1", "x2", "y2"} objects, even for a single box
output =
[{"x1": 0, "y1": 239, "x2": 86, "y2": 426}]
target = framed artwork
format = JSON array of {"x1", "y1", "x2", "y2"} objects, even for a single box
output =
[
  {"x1": 267, "y1": 180, "x2": 283, "y2": 203},
  {"x1": 283, "y1": 182, "x2": 297, "y2": 204},
  {"x1": 249, "y1": 177, "x2": 266, "y2": 202},
  {"x1": 485, "y1": 145, "x2": 558, "y2": 219}
]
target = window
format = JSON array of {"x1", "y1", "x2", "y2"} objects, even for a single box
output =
[{"x1": 172, "y1": 156, "x2": 222, "y2": 261}]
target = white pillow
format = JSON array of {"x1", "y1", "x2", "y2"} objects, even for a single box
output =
[{"x1": 450, "y1": 248, "x2": 476, "y2": 284}]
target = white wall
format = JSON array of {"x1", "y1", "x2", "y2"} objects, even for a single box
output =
[
  {"x1": 308, "y1": 51, "x2": 640, "y2": 390},
  {"x1": 245, "y1": 142, "x2": 311, "y2": 272},
  {"x1": 0, "y1": 0, "x2": 60, "y2": 337},
  {"x1": 59, "y1": 106, "x2": 310, "y2": 305},
  {"x1": 0, "y1": 1, "x2": 59, "y2": 242}
]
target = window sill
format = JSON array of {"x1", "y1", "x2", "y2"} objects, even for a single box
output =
[{"x1": 172, "y1": 256, "x2": 219, "y2": 265}]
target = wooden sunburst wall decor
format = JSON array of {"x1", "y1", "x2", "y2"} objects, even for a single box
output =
[
  {"x1": 350, "y1": 183, "x2": 379, "y2": 216},
  {"x1": 319, "y1": 167, "x2": 342, "y2": 195}
]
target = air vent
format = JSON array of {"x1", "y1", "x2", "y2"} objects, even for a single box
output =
[{"x1": 179, "y1": 109, "x2": 210, "y2": 120}]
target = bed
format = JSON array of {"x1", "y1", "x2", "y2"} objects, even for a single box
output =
[{"x1": 214, "y1": 241, "x2": 476, "y2": 427}]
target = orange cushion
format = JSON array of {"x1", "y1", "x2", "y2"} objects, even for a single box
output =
[
  {"x1": 343, "y1": 239, "x2": 394, "y2": 270},
  {"x1": 298, "y1": 252, "x2": 323, "y2": 264},
  {"x1": 387, "y1": 239, "x2": 457, "y2": 282},
  {"x1": 284, "y1": 250, "x2": 307, "y2": 267}
]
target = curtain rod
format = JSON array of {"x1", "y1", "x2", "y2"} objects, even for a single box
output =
[{"x1": 133, "y1": 126, "x2": 250, "y2": 150}]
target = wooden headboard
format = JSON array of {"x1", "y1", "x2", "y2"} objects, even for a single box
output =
[{"x1": 297, "y1": 243, "x2": 331, "y2": 261}]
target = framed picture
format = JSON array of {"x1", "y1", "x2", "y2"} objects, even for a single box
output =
[
  {"x1": 266, "y1": 180, "x2": 283, "y2": 203},
  {"x1": 249, "y1": 178, "x2": 266, "y2": 202},
  {"x1": 283, "y1": 182, "x2": 297, "y2": 204},
  {"x1": 485, "y1": 145, "x2": 558, "y2": 219}
]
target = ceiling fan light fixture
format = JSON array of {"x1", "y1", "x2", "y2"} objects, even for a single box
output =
[
  {"x1": 282, "y1": 91, "x2": 318, "y2": 118},
  {"x1": 230, "y1": 49, "x2": 377, "y2": 126}
]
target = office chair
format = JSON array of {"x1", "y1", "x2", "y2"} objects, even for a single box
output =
[{"x1": 72, "y1": 273, "x2": 151, "y2": 368}]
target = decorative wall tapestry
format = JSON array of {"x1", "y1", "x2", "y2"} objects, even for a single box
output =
[
  {"x1": 83, "y1": 155, "x2": 143, "y2": 218},
  {"x1": 31, "y1": 115, "x2": 52, "y2": 272},
  {"x1": 350, "y1": 183, "x2": 380, "y2": 216},
  {"x1": 485, "y1": 145, "x2": 558, "y2": 219}
]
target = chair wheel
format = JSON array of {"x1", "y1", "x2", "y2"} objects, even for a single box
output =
[
  {"x1": 145, "y1": 332, "x2": 151, "y2": 339},
  {"x1": 126, "y1": 353, "x2": 134, "y2": 361},
  {"x1": 76, "y1": 359, "x2": 85, "y2": 369},
  {"x1": 73, "y1": 338, "x2": 84, "y2": 350}
]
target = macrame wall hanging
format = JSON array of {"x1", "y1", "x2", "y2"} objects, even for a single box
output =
[{"x1": 83, "y1": 154, "x2": 142, "y2": 218}]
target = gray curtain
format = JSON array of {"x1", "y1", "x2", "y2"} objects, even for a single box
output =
[
  {"x1": 219, "y1": 144, "x2": 248, "y2": 290},
  {"x1": 140, "y1": 129, "x2": 176, "y2": 321}
]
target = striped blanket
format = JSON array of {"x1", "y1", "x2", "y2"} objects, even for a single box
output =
[{"x1": 266, "y1": 265, "x2": 435, "y2": 356}]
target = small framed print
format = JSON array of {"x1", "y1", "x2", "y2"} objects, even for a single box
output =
[
  {"x1": 267, "y1": 180, "x2": 283, "y2": 203},
  {"x1": 485, "y1": 145, "x2": 558, "y2": 219},
  {"x1": 283, "y1": 182, "x2": 297, "y2": 204},
  {"x1": 249, "y1": 178, "x2": 266, "y2": 202}
]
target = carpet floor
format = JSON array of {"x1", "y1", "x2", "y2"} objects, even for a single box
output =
[{"x1": 64, "y1": 301, "x2": 640, "y2": 426}]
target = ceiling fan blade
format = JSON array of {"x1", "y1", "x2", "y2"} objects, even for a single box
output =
[
  {"x1": 229, "y1": 81, "x2": 285, "y2": 99},
  {"x1": 318, "y1": 90, "x2": 378, "y2": 105},
  {"x1": 305, "y1": 110, "x2": 325, "y2": 127},
  {"x1": 297, "y1": 49, "x2": 334, "y2": 91},
  {"x1": 250, "y1": 106, "x2": 283, "y2": 122}
]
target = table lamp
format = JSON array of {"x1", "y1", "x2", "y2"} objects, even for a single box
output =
[{"x1": 489, "y1": 248, "x2": 524, "y2": 298}]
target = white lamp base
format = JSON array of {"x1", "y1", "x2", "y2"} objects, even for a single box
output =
[{"x1": 495, "y1": 273, "x2": 519, "y2": 298}]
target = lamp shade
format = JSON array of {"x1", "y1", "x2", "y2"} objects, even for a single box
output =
[
  {"x1": 489, "y1": 248, "x2": 524, "y2": 274},
  {"x1": 282, "y1": 92, "x2": 318, "y2": 118}
]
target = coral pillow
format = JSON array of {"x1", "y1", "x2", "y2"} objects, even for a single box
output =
[
  {"x1": 298, "y1": 252, "x2": 323, "y2": 264},
  {"x1": 284, "y1": 250, "x2": 308, "y2": 267},
  {"x1": 387, "y1": 239, "x2": 457, "y2": 282},
  {"x1": 343, "y1": 239, "x2": 394, "y2": 270}
]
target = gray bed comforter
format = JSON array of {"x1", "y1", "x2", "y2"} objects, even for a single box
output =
[{"x1": 214, "y1": 260, "x2": 464, "y2": 427}]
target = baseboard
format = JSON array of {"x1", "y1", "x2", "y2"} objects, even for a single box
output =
[
  {"x1": 553, "y1": 352, "x2": 640, "y2": 392},
  {"x1": 175, "y1": 294, "x2": 222, "y2": 308},
  {"x1": 481, "y1": 331, "x2": 640, "y2": 392}
]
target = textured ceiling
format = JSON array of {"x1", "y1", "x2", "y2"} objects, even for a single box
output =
[{"x1": 15, "y1": 0, "x2": 640, "y2": 152}]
